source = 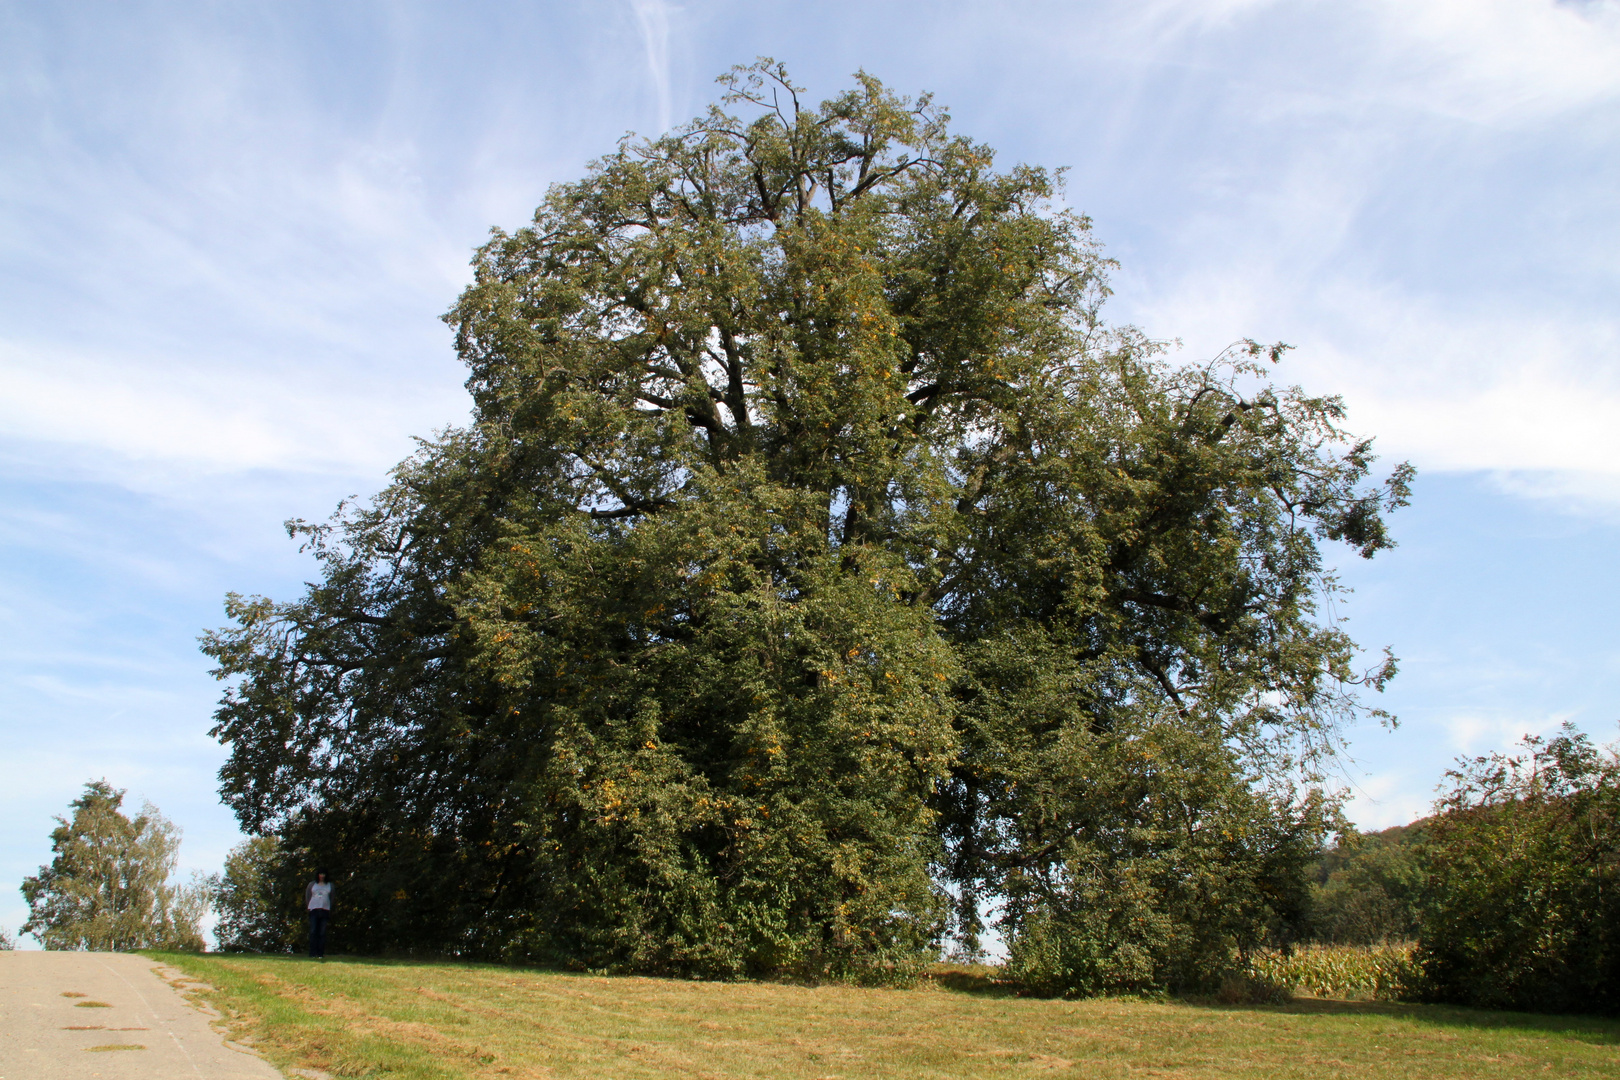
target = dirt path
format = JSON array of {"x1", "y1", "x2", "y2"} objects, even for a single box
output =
[{"x1": 0, "y1": 951, "x2": 284, "y2": 1080}]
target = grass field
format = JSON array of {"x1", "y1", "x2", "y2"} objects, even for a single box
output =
[{"x1": 148, "y1": 952, "x2": 1620, "y2": 1079}]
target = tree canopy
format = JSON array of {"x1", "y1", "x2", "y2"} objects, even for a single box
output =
[{"x1": 204, "y1": 62, "x2": 1410, "y2": 989}]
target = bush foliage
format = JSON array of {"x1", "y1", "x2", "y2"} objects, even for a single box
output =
[{"x1": 998, "y1": 712, "x2": 1335, "y2": 996}]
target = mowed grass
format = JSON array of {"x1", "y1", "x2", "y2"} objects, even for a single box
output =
[{"x1": 148, "y1": 952, "x2": 1620, "y2": 1080}]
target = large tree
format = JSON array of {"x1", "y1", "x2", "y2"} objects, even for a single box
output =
[{"x1": 204, "y1": 62, "x2": 1409, "y2": 986}]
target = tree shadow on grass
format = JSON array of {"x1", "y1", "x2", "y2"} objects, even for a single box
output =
[
  {"x1": 163, "y1": 950, "x2": 1620, "y2": 1048},
  {"x1": 1249, "y1": 996, "x2": 1620, "y2": 1046},
  {"x1": 920, "y1": 963, "x2": 1024, "y2": 998},
  {"x1": 183, "y1": 952, "x2": 1034, "y2": 998},
  {"x1": 164, "y1": 951, "x2": 558, "y2": 973}
]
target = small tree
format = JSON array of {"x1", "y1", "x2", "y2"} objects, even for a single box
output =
[
  {"x1": 1416, "y1": 726, "x2": 1620, "y2": 1014},
  {"x1": 213, "y1": 836, "x2": 296, "y2": 952},
  {"x1": 1308, "y1": 823, "x2": 1427, "y2": 945},
  {"x1": 20, "y1": 780, "x2": 208, "y2": 951}
]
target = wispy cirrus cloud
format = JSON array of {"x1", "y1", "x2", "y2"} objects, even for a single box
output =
[{"x1": 630, "y1": 0, "x2": 682, "y2": 134}]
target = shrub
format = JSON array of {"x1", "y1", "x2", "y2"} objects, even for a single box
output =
[{"x1": 1216, "y1": 970, "x2": 1295, "y2": 1005}]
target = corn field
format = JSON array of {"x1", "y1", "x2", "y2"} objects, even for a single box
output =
[{"x1": 1248, "y1": 943, "x2": 1416, "y2": 1001}]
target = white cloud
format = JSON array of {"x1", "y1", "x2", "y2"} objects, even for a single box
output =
[
  {"x1": 1342, "y1": 769, "x2": 1434, "y2": 830},
  {"x1": 1441, "y1": 709, "x2": 1572, "y2": 755},
  {"x1": 1487, "y1": 469, "x2": 1620, "y2": 518},
  {"x1": 1360, "y1": 0, "x2": 1620, "y2": 122},
  {"x1": 1127, "y1": 267, "x2": 1620, "y2": 499},
  {"x1": 1297, "y1": 295, "x2": 1620, "y2": 475},
  {"x1": 1129, "y1": 0, "x2": 1620, "y2": 123},
  {"x1": 1095, "y1": 0, "x2": 1620, "y2": 506},
  {"x1": 0, "y1": 339, "x2": 465, "y2": 478}
]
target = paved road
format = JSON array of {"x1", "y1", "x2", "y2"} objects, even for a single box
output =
[{"x1": 0, "y1": 951, "x2": 284, "y2": 1080}]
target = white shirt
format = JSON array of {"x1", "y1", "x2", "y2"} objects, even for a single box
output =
[{"x1": 308, "y1": 881, "x2": 333, "y2": 911}]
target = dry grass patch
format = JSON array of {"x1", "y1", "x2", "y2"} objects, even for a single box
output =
[{"x1": 148, "y1": 952, "x2": 1620, "y2": 1080}]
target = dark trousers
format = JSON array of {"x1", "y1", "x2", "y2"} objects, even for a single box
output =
[{"x1": 308, "y1": 909, "x2": 330, "y2": 957}]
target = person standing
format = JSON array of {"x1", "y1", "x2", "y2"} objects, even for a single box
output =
[{"x1": 305, "y1": 869, "x2": 333, "y2": 959}]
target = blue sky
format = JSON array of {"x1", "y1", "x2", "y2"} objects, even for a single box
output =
[{"x1": 3, "y1": 0, "x2": 1618, "y2": 946}]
